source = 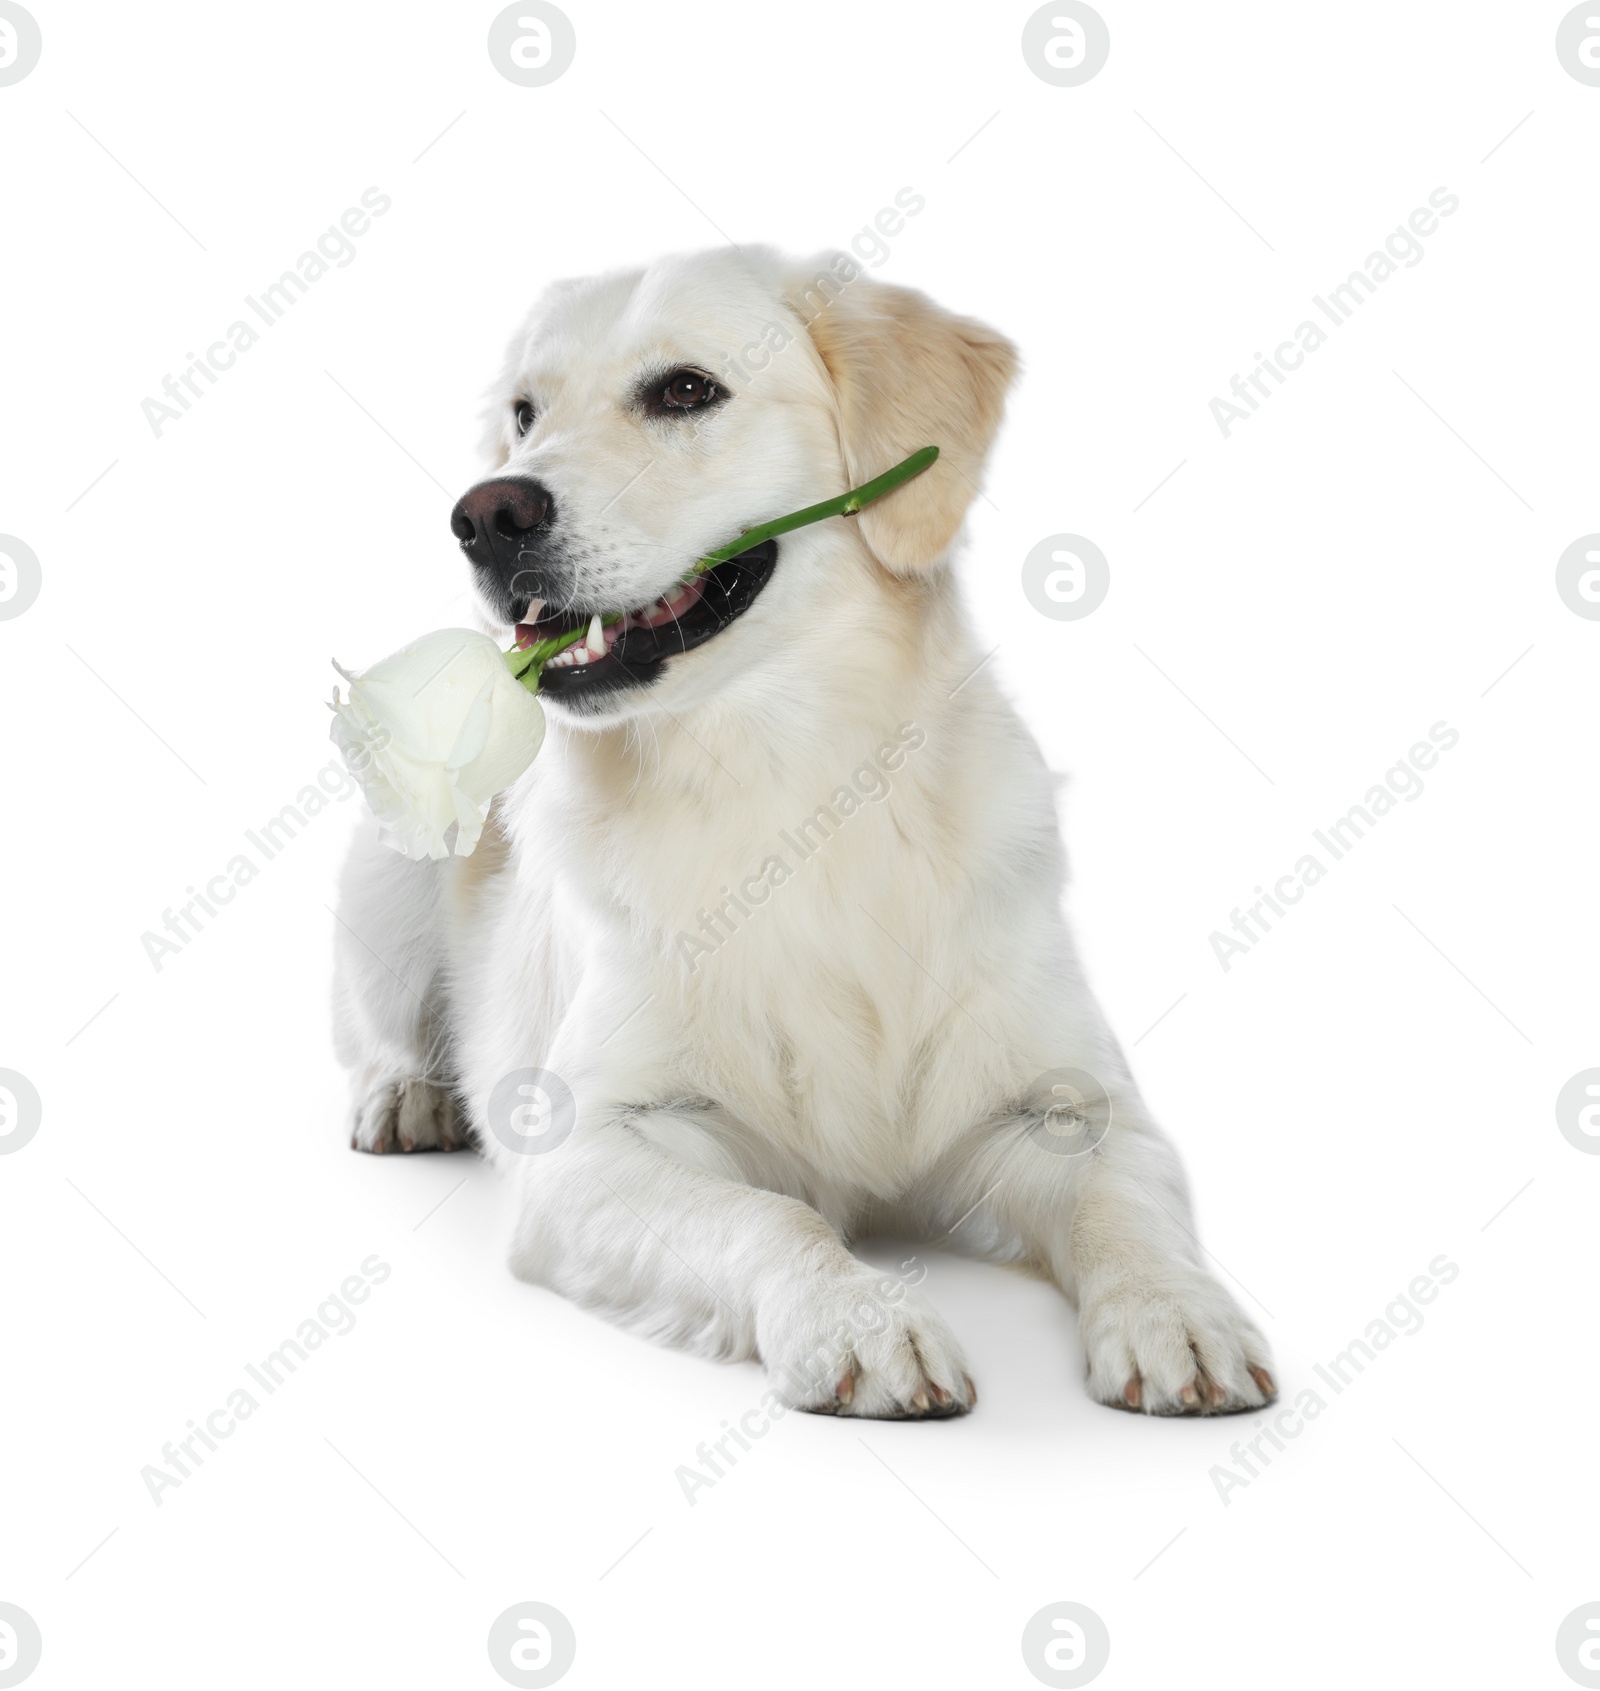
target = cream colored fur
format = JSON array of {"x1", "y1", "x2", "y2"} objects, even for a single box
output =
[{"x1": 332, "y1": 247, "x2": 1275, "y2": 1419}]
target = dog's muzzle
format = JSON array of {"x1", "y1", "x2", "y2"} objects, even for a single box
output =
[{"x1": 450, "y1": 476, "x2": 557, "y2": 620}]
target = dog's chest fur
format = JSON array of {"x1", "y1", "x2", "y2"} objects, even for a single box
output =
[{"x1": 455, "y1": 686, "x2": 1057, "y2": 1202}]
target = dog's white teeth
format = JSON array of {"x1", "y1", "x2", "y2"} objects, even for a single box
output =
[{"x1": 554, "y1": 582, "x2": 694, "y2": 657}]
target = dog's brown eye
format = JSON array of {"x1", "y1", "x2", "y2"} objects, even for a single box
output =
[
  {"x1": 662, "y1": 371, "x2": 717, "y2": 410},
  {"x1": 636, "y1": 366, "x2": 727, "y2": 418},
  {"x1": 515, "y1": 400, "x2": 535, "y2": 436}
]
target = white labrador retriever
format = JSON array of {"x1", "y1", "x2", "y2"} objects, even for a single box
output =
[{"x1": 332, "y1": 246, "x2": 1276, "y2": 1419}]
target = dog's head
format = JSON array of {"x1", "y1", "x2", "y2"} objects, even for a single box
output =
[{"x1": 451, "y1": 247, "x2": 1017, "y2": 721}]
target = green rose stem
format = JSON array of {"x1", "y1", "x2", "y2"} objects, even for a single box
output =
[{"x1": 504, "y1": 444, "x2": 941, "y2": 689}]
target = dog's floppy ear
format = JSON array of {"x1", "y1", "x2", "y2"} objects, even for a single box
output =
[{"x1": 786, "y1": 261, "x2": 1018, "y2": 572}]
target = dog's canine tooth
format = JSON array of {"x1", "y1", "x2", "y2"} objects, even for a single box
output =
[{"x1": 586, "y1": 613, "x2": 605, "y2": 656}]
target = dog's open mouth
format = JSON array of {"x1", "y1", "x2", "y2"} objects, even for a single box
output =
[{"x1": 514, "y1": 539, "x2": 779, "y2": 702}]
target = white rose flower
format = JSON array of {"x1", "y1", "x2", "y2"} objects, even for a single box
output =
[{"x1": 329, "y1": 628, "x2": 545, "y2": 860}]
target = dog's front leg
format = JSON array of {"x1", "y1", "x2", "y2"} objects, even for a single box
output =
[
  {"x1": 332, "y1": 825, "x2": 465, "y2": 1154},
  {"x1": 940, "y1": 1096, "x2": 1276, "y2": 1415},
  {"x1": 505, "y1": 1103, "x2": 976, "y2": 1419},
  {"x1": 1061, "y1": 1117, "x2": 1277, "y2": 1414}
]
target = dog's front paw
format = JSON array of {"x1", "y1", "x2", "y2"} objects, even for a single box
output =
[
  {"x1": 1080, "y1": 1272, "x2": 1275, "y2": 1416},
  {"x1": 350, "y1": 1073, "x2": 468, "y2": 1154},
  {"x1": 759, "y1": 1267, "x2": 976, "y2": 1420}
]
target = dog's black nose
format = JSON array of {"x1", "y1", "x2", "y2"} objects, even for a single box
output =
[
  {"x1": 450, "y1": 477, "x2": 555, "y2": 566},
  {"x1": 450, "y1": 477, "x2": 560, "y2": 622}
]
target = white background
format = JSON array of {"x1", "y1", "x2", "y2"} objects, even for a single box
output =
[{"x1": 2, "y1": 2, "x2": 1597, "y2": 1687}]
